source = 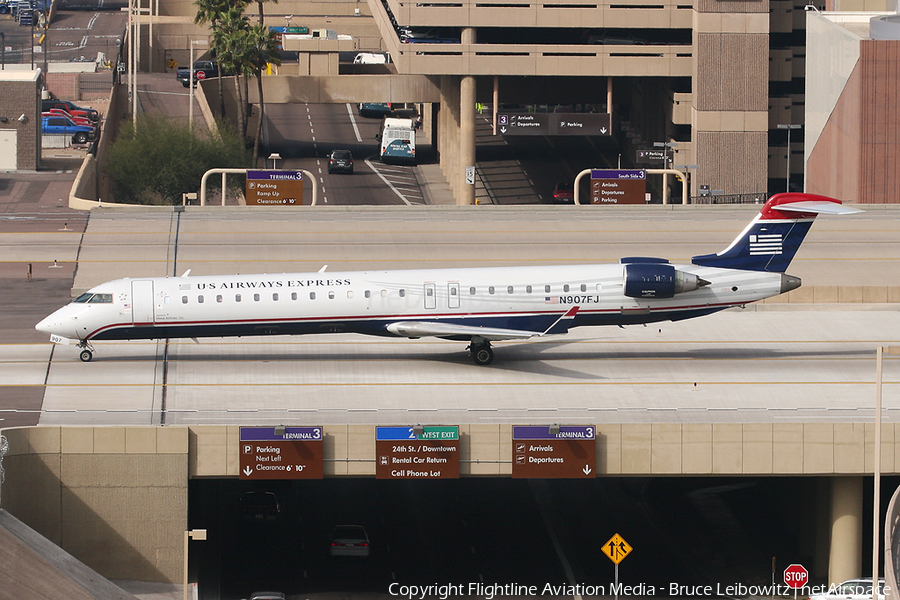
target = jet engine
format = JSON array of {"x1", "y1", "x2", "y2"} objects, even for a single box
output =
[{"x1": 623, "y1": 262, "x2": 710, "y2": 299}]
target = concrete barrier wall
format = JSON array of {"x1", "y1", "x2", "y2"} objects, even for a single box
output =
[
  {"x1": 0, "y1": 427, "x2": 188, "y2": 583},
  {"x1": 2, "y1": 423, "x2": 899, "y2": 582}
]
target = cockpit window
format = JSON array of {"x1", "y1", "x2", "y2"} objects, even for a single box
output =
[{"x1": 74, "y1": 293, "x2": 113, "y2": 304}]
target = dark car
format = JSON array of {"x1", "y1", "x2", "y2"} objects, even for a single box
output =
[
  {"x1": 357, "y1": 103, "x2": 393, "y2": 118},
  {"x1": 328, "y1": 149, "x2": 354, "y2": 174},
  {"x1": 41, "y1": 99, "x2": 100, "y2": 123},
  {"x1": 240, "y1": 491, "x2": 280, "y2": 521},
  {"x1": 552, "y1": 181, "x2": 574, "y2": 203}
]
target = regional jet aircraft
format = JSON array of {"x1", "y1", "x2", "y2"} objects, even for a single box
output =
[{"x1": 36, "y1": 193, "x2": 859, "y2": 365}]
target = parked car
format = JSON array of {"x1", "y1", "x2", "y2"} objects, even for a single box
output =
[
  {"x1": 327, "y1": 149, "x2": 354, "y2": 174},
  {"x1": 176, "y1": 60, "x2": 218, "y2": 87},
  {"x1": 552, "y1": 181, "x2": 574, "y2": 203},
  {"x1": 239, "y1": 491, "x2": 280, "y2": 521},
  {"x1": 41, "y1": 99, "x2": 100, "y2": 123},
  {"x1": 330, "y1": 525, "x2": 370, "y2": 557},
  {"x1": 810, "y1": 579, "x2": 887, "y2": 600},
  {"x1": 41, "y1": 115, "x2": 96, "y2": 144},
  {"x1": 43, "y1": 109, "x2": 94, "y2": 128}
]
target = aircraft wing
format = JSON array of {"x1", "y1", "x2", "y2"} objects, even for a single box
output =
[
  {"x1": 776, "y1": 200, "x2": 863, "y2": 215},
  {"x1": 386, "y1": 321, "x2": 541, "y2": 341},
  {"x1": 386, "y1": 307, "x2": 580, "y2": 341}
]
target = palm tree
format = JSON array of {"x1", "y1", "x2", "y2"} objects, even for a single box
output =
[
  {"x1": 194, "y1": 0, "x2": 247, "y2": 117},
  {"x1": 244, "y1": 23, "x2": 281, "y2": 165},
  {"x1": 213, "y1": 6, "x2": 252, "y2": 140}
]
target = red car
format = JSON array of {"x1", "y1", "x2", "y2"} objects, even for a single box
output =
[
  {"x1": 43, "y1": 109, "x2": 94, "y2": 128},
  {"x1": 552, "y1": 181, "x2": 575, "y2": 203}
]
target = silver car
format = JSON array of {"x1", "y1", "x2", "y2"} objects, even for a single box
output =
[
  {"x1": 329, "y1": 524, "x2": 370, "y2": 557},
  {"x1": 810, "y1": 579, "x2": 887, "y2": 600}
]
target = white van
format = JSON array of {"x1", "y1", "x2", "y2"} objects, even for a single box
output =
[{"x1": 353, "y1": 53, "x2": 389, "y2": 64}]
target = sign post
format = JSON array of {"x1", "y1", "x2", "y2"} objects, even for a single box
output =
[
  {"x1": 602, "y1": 533, "x2": 633, "y2": 600},
  {"x1": 784, "y1": 563, "x2": 809, "y2": 600}
]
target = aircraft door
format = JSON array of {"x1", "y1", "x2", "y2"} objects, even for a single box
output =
[
  {"x1": 448, "y1": 283, "x2": 460, "y2": 308},
  {"x1": 424, "y1": 283, "x2": 436, "y2": 309},
  {"x1": 131, "y1": 280, "x2": 155, "y2": 325}
]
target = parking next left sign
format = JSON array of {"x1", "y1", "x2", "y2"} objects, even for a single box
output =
[{"x1": 239, "y1": 426, "x2": 324, "y2": 480}]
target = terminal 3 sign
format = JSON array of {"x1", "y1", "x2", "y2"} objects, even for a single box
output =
[
  {"x1": 590, "y1": 169, "x2": 647, "y2": 205},
  {"x1": 496, "y1": 113, "x2": 611, "y2": 136},
  {"x1": 512, "y1": 425, "x2": 596, "y2": 478},
  {"x1": 245, "y1": 170, "x2": 305, "y2": 206},
  {"x1": 239, "y1": 426, "x2": 324, "y2": 480}
]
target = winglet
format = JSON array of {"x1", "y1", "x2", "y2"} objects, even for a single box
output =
[{"x1": 542, "y1": 306, "x2": 580, "y2": 335}]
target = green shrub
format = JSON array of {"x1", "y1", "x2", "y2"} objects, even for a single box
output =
[{"x1": 105, "y1": 116, "x2": 251, "y2": 205}]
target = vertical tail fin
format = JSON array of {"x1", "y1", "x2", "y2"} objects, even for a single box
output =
[{"x1": 691, "y1": 193, "x2": 860, "y2": 273}]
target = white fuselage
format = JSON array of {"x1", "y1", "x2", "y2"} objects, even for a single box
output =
[{"x1": 36, "y1": 262, "x2": 789, "y2": 344}]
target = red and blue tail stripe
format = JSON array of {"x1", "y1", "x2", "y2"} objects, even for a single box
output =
[{"x1": 691, "y1": 193, "x2": 857, "y2": 273}]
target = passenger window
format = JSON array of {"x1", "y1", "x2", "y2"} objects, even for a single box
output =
[
  {"x1": 526, "y1": 285, "x2": 532, "y2": 293},
  {"x1": 198, "y1": 295, "x2": 204, "y2": 304},
  {"x1": 273, "y1": 293, "x2": 279, "y2": 301},
  {"x1": 217, "y1": 295, "x2": 223, "y2": 303},
  {"x1": 235, "y1": 294, "x2": 241, "y2": 302},
  {"x1": 310, "y1": 292, "x2": 316, "y2": 300},
  {"x1": 450, "y1": 287, "x2": 457, "y2": 296},
  {"x1": 164, "y1": 296, "x2": 171, "y2": 305},
  {"x1": 381, "y1": 290, "x2": 387, "y2": 297},
  {"x1": 563, "y1": 284, "x2": 570, "y2": 292},
  {"x1": 426, "y1": 288, "x2": 433, "y2": 297},
  {"x1": 347, "y1": 291, "x2": 354, "y2": 299},
  {"x1": 596, "y1": 283, "x2": 603, "y2": 292},
  {"x1": 507, "y1": 286, "x2": 514, "y2": 294},
  {"x1": 253, "y1": 293, "x2": 260, "y2": 301},
  {"x1": 182, "y1": 296, "x2": 188, "y2": 304},
  {"x1": 399, "y1": 289, "x2": 405, "y2": 298},
  {"x1": 489, "y1": 286, "x2": 495, "y2": 295},
  {"x1": 580, "y1": 284, "x2": 587, "y2": 292},
  {"x1": 365, "y1": 290, "x2": 371, "y2": 299},
  {"x1": 469, "y1": 287, "x2": 476, "y2": 295},
  {"x1": 291, "y1": 292, "x2": 297, "y2": 301},
  {"x1": 544, "y1": 285, "x2": 551, "y2": 293},
  {"x1": 328, "y1": 291, "x2": 335, "y2": 300}
]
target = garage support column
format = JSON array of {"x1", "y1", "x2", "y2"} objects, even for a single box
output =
[
  {"x1": 829, "y1": 476, "x2": 863, "y2": 586},
  {"x1": 459, "y1": 73, "x2": 476, "y2": 206}
]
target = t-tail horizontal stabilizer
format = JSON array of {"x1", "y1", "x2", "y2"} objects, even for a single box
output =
[{"x1": 691, "y1": 193, "x2": 861, "y2": 273}]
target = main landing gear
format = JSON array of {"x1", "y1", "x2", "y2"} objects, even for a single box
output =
[
  {"x1": 77, "y1": 340, "x2": 94, "y2": 362},
  {"x1": 468, "y1": 338, "x2": 494, "y2": 366}
]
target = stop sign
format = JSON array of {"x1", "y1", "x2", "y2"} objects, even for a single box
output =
[
  {"x1": 784, "y1": 564, "x2": 809, "y2": 589},
  {"x1": 196, "y1": 70, "x2": 206, "y2": 80}
]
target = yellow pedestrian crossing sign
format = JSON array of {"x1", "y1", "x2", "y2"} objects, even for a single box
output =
[{"x1": 602, "y1": 533, "x2": 632, "y2": 564}]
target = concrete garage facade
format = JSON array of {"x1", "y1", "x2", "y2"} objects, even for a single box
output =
[{"x1": 1, "y1": 423, "x2": 898, "y2": 583}]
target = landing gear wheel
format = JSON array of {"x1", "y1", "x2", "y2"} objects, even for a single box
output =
[
  {"x1": 79, "y1": 349, "x2": 93, "y2": 362},
  {"x1": 471, "y1": 344, "x2": 494, "y2": 366}
]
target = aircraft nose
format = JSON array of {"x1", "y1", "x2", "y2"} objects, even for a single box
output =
[{"x1": 35, "y1": 316, "x2": 53, "y2": 334}]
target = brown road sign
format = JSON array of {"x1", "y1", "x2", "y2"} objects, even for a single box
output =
[
  {"x1": 511, "y1": 425, "x2": 596, "y2": 479},
  {"x1": 239, "y1": 426, "x2": 323, "y2": 480},
  {"x1": 375, "y1": 426, "x2": 460, "y2": 479},
  {"x1": 245, "y1": 170, "x2": 304, "y2": 206}
]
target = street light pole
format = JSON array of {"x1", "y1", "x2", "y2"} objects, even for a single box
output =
[
  {"x1": 777, "y1": 124, "x2": 801, "y2": 193},
  {"x1": 873, "y1": 345, "x2": 899, "y2": 600}
]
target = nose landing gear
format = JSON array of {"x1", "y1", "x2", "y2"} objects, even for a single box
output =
[{"x1": 77, "y1": 340, "x2": 94, "y2": 362}]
